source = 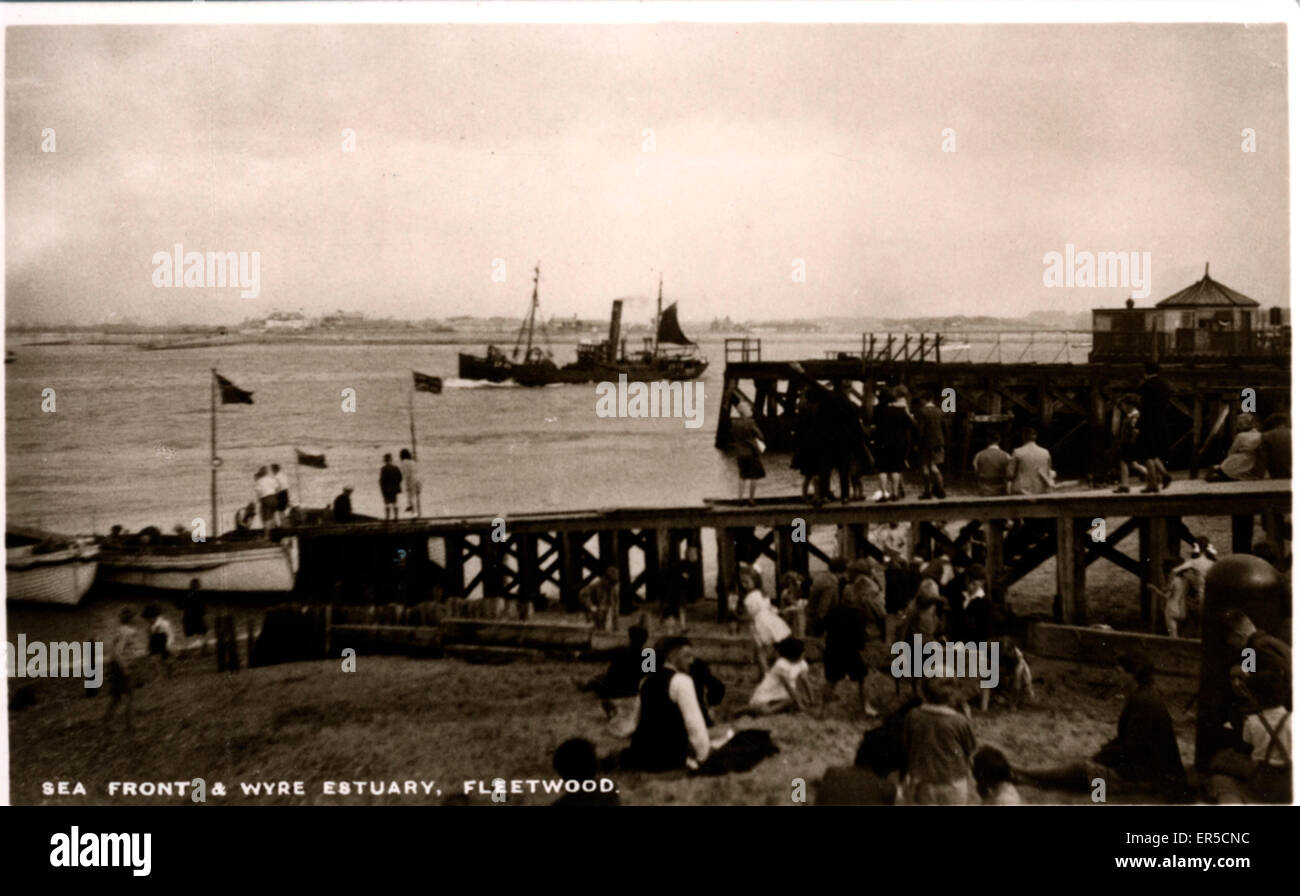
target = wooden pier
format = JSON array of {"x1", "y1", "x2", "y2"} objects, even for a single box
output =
[
  {"x1": 278, "y1": 479, "x2": 1289, "y2": 634},
  {"x1": 714, "y1": 336, "x2": 1289, "y2": 484}
]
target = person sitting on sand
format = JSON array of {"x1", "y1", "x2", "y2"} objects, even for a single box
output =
[
  {"x1": 737, "y1": 637, "x2": 814, "y2": 717},
  {"x1": 900, "y1": 674, "x2": 978, "y2": 805},
  {"x1": 621, "y1": 637, "x2": 728, "y2": 772},
  {"x1": 1013, "y1": 652, "x2": 1188, "y2": 801},
  {"x1": 551, "y1": 738, "x2": 619, "y2": 807},
  {"x1": 816, "y1": 725, "x2": 906, "y2": 805},
  {"x1": 579, "y1": 624, "x2": 649, "y2": 722},
  {"x1": 974, "y1": 746, "x2": 1022, "y2": 805},
  {"x1": 1206, "y1": 672, "x2": 1291, "y2": 804}
]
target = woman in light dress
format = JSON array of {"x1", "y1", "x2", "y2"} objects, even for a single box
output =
[{"x1": 738, "y1": 563, "x2": 791, "y2": 680}]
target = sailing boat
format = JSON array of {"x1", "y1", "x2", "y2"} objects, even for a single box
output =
[
  {"x1": 514, "y1": 274, "x2": 708, "y2": 386},
  {"x1": 457, "y1": 263, "x2": 556, "y2": 382}
]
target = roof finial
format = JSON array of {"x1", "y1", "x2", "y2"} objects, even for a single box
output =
[{"x1": 1205, "y1": 261, "x2": 1210, "y2": 278}]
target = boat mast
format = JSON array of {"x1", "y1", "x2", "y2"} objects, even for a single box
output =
[
  {"x1": 527, "y1": 262, "x2": 540, "y2": 358},
  {"x1": 511, "y1": 261, "x2": 541, "y2": 361},
  {"x1": 654, "y1": 273, "x2": 663, "y2": 355},
  {"x1": 210, "y1": 368, "x2": 218, "y2": 536}
]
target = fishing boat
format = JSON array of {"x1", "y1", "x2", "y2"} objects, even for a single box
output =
[
  {"x1": 96, "y1": 532, "x2": 298, "y2": 594},
  {"x1": 6, "y1": 526, "x2": 100, "y2": 606},
  {"x1": 457, "y1": 262, "x2": 557, "y2": 382},
  {"x1": 514, "y1": 276, "x2": 708, "y2": 386}
]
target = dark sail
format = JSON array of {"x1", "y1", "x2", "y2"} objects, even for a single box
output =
[{"x1": 656, "y1": 302, "x2": 693, "y2": 345}]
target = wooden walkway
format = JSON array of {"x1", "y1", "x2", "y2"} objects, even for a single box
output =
[{"x1": 278, "y1": 479, "x2": 1290, "y2": 632}]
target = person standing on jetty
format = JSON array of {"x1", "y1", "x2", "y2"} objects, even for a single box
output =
[
  {"x1": 271, "y1": 463, "x2": 290, "y2": 526},
  {"x1": 254, "y1": 466, "x2": 278, "y2": 534},
  {"x1": 379, "y1": 453, "x2": 403, "y2": 521},
  {"x1": 729, "y1": 399, "x2": 766, "y2": 505},
  {"x1": 399, "y1": 448, "x2": 422, "y2": 516},
  {"x1": 333, "y1": 485, "x2": 354, "y2": 523},
  {"x1": 1113, "y1": 394, "x2": 1148, "y2": 493},
  {"x1": 916, "y1": 391, "x2": 947, "y2": 500},
  {"x1": 1137, "y1": 361, "x2": 1173, "y2": 492},
  {"x1": 872, "y1": 385, "x2": 916, "y2": 503}
]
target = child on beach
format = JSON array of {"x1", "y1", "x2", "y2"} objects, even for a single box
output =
[
  {"x1": 973, "y1": 746, "x2": 1022, "y2": 805},
  {"x1": 900, "y1": 675, "x2": 977, "y2": 804},
  {"x1": 141, "y1": 604, "x2": 174, "y2": 678},
  {"x1": 739, "y1": 564, "x2": 791, "y2": 680},
  {"x1": 777, "y1": 571, "x2": 807, "y2": 637},
  {"x1": 103, "y1": 607, "x2": 139, "y2": 732},
  {"x1": 738, "y1": 637, "x2": 814, "y2": 716}
]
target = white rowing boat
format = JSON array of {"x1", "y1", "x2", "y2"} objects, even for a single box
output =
[
  {"x1": 6, "y1": 532, "x2": 101, "y2": 606},
  {"x1": 97, "y1": 537, "x2": 298, "y2": 594}
]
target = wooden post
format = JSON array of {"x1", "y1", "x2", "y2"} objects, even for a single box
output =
[
  {"x1": 1189, "y1": 392, "x2": 1204, "y2": 480},
  {"x1": 1232, "y1": 515, "x2": 1255, "y2": 554},
  {"x1": 685, "y1": 528, "x2": 704, "y2": 604},
  {"x1": 480, "y1": 532, "x2": 505, "y2": 598},
  {"x1": 1056, "y1": 517, "x2": 1088, "y2": 625},
  {"x1": 984, "y1": 519, "x2": 1004, "y2": 605},
  {"x1": 1089, "y1": 378, "x2": 1107, "y2": 487},
  {"x1": 1141, "y1": 517, "x2": 1169, "y2": 634},
  {"x1": 715, "y1": 527, "x2": 737, "y2": 623},
  {"x1": 837, "y1": 524, "x2": 858, "y2": 563},
  {"x1": 443, "y1": 533, "x2": 464, "y2": 598},
  {"x1": 560, "y1": 531, "x2": 585, "y2": 611},
  {"x1": 615, "y1": 530, "x2": 634, "y2": 614},
  {"x1": 518, "y1": 532, "x2": 540, "y2": 615}
]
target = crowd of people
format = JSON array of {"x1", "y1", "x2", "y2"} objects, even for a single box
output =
[
  {"x1": 560, "y1": 531, "x2": 1290, "y2": 804},
  {"x1": 726, "y1": 361, "x2": 1292, "y2": 504}
]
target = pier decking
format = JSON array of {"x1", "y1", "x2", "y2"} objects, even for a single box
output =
[{"x1": 278, "y1": 479, "x2": 1290, "y2": 633}]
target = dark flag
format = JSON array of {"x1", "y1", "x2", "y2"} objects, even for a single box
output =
[
  {"x1": 413, "y1": 370, "x2": 443, "y2": 394},
  {"x1": 215, "y1": 373, "x2": 254, "y2": 404},
  {"x1": 295, "y1": 448, "x2": 327, "y2": 469}
]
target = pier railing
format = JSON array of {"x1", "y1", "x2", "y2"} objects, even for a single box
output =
[
  {"x1": 724, "y1": 337, "x2": 762, "y2": 363},
  {"x1": 820, "y1": 331, "x2": 1092, "y2": 365}
]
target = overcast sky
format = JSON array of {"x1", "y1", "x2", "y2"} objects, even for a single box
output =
[{"x1": 4, "y1": 23, "x2": 1290, "y2": 325}]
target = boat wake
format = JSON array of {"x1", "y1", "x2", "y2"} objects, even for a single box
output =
[{"x1": 443, "y1": 378, "x2": 521, "y2": 389}]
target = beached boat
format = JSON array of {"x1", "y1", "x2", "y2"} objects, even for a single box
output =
[
  {"x1": 96, "y1": 535, "x2": 298, "y2": 594},
  {"x1": 6, "y1": 528, "x2": 100, "y2": 606}
]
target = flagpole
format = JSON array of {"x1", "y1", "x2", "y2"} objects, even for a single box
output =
[
  {"x1": 408, "y1": 385, "x2": 420, "y2": 516},
  {"x1": 408, "y1": 386, "x2": 418, "y2": 461},
  {"x1": 210, "y1": 367, "x2": 218, "y2": 536}
]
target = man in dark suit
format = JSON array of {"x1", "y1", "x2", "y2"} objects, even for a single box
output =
[{"x1": 1138, "y1": 362, "x2": 1173, "y2": 492}]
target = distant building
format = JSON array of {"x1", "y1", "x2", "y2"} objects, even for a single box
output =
[
  {"x1": 264, "y1": 311, "x2": 309, "y2": 331},
  {"x1": 1090, "y1": 263, "x2": 1288, "y2": 362},
  {"x1": 319, "y1": 310, "x2": 365, "y2": 328}
]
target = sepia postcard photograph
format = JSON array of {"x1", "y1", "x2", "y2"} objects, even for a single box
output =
[{"x1": 1, "y1": 0, "x2": 1294, "y2": 836}]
